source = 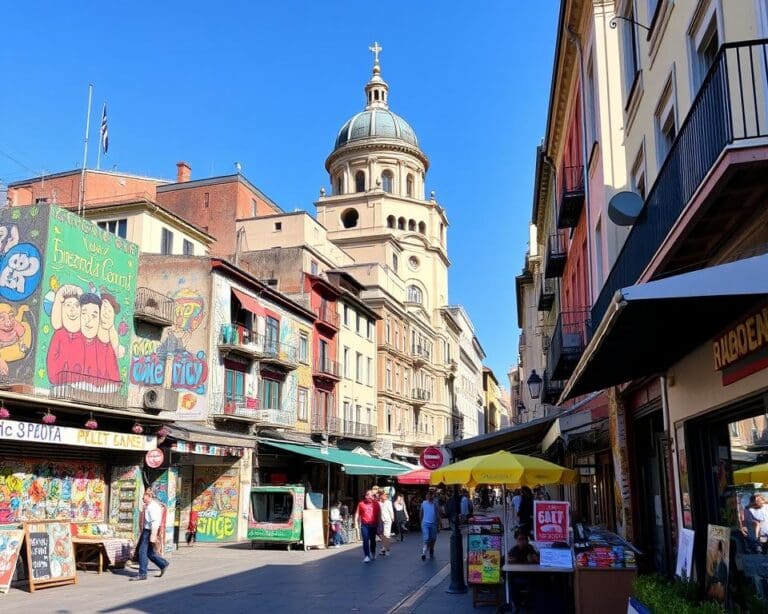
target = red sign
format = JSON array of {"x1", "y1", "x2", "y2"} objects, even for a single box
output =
[
  {"x1": 420, "y1": 447, "x2": 444, "y2": 470},
  {"x1": 145, "y1": 448, "x2": 165, "y2": 468},
  {"x1": 534, "y1": 501, "x2": 570, "y2": 544}
]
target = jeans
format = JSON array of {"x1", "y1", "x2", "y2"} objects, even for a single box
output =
[
  {"x1": 138, "y1": 528, "x2": 169, "y2": 576},
  {"x1": 421, "y1": 522, "x2": 437, "y2": 544},
  {"x1": 360, "y1": 523, "x2": 377, "y2": 558},
  {"x1": 331, "y1": 522, "x2": 344, "y2": 546}
]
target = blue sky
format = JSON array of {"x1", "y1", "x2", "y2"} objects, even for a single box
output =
[{"x1": 0, "y1": 1, "x2": 559, "y2": 384}]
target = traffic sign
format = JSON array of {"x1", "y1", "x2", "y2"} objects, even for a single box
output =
[
  {"x1": 420, "y1": 446, "x2": 445, "y2": 470},
  {"x1": 145, "y1": 448, "x2": 164, "y2": 468}
]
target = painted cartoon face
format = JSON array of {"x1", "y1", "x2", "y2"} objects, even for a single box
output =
[
  {"x1": 100, "y1": 299, "x2": 115, "y2": 329},
  {"x1": 0, "y1": 311, "x2": 15, "y2": 333},
  {"x1": 63, "y1": 297, "x2": 81, "y2": 333},
  {"x1": 80, "y1": 303, "x2": 100, "y2": 339}
]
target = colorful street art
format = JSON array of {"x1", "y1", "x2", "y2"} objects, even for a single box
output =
[
  {"x1": 33, "y1": 207, "x2": 138, "y2": 393},
  {"x1": 149, "y1": 467, "x2": 177, "y2": 554},
  {"x1": 0, "y1": 458, "x2": 106, "y2": 524},
  {"x1": 192, "y1": 466, "x2": 240, "y2": 542},
  {"x1": 129, "y1": 282, "x2": 209, "y2": 416}
]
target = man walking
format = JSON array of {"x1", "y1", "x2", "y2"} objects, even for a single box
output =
[
  {"x1": 131, "y1": 488, "x2": 169, "y2": 581},
  {"x1": 419, "y1": 489, "x2": 440, "y2": 560},
  {"x1": 354, "y1": 490, "x2": 381, "y2": 563}
]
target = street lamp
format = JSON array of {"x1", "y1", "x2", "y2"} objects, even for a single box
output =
[{"x1": 527, "y1": 370, "x2": 543, "y2": 400}]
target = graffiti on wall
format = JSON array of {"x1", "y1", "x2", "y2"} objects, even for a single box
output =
[
  {"x1": 0, "y1": 459, "x2": 106, "y2": 524},
  {"x1": 192, "y1": 466, "x2": 239, "y2": 542},
  {"x1": 34, "y1": 207, "x2": 137, "y2": 392},
  {"x1": 129, "y1": 283, "x2": 209, "y2": 416},
  {"x1": 148, "y1": 467, "x2": 178, "y2": 554}
]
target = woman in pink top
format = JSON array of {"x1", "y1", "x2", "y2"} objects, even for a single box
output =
[{"x1": 354, "y1": 490, "x2": 381, "y2": 563}]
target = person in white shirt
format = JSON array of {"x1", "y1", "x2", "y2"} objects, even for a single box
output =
[
  {"x1": 746, "y1": 494, "x2": 768, "y2": 553},
  {"x1": 379, "y1": 492, "x2": 395, "y2": 556},
  {"x1": 419, "y1": 490, "x2": 440, "y2": 560},
  {"x1": 131, "y1": 488, "x2": 170, "y2": 581}
]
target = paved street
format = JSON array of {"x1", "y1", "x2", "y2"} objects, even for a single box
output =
[{"x1": 2, "y1": 532, "x2": 483, "y2": 614}]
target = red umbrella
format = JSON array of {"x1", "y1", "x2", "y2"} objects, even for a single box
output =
[{"x1": 396, "y1": 467, "x2": 432, "y2": 485}]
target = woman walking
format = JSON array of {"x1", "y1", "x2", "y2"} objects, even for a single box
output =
[{"x1": 394, "y1": 494, "x2": 409, "y2": 541}]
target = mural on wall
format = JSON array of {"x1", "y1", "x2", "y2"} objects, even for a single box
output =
[
  {"x1": 129, "y1": 278, "x2": 209, "y2": 418},
  {"x1": 192, "y1": 466, "x2": 240, "y2": 542},
  {"x1": 148, "y1": 467, "x2": 177, "y2": 554},
  {"x1": 0, "y1": 458, "x2": 106, "y2": 524},
  {"x1": 34, "y1": 207, "x2": 137, "y2": 393},
  {"x1": 0, "y1": 207, "x2": 48, "y2": 384}
]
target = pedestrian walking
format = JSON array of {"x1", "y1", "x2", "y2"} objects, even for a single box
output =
[
  {"x1": 354, "y1": 490, "x2": 381, "y2": 563},
  {"x1": 185, "y1": 509, "x2": 198, "y2": 546},
  {"x1": 517, "y1": 486, "x2": 534, "y2": 537},
  {"x1": 330, "y1": 500, "x2": 344, "y2": 547},
  {"x1": 419, "y1": 490, "x2": 440, "y2": 561},
  {"x1": 379, "y1": 491, "x2": 394, "y2": 556},
  {"x1": 460, "y1": 489, "x2": 473, "y2": 523},
  {"x1": 130, "y1": 489, "x2": 170, "y2": 581},
  {"x1": 394, "y1": 493, "x2": 409, "y2": 541}
]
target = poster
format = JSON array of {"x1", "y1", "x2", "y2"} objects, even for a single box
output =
[
  {"x1": 109, "y1": 465, "x2": 142, "y2": 538},
  {"x1": 0, "y1": 458, "x2": 106, "y2": 524},
  {"x1": 705, "y1": 525, "x2": 730, "y2": 604},
  {"x1": 192, "y1": 466, "x2": 240, "y2": 542},
  {"x1": 24, "y1": 521, "x2": 76, "y2": 590},
  {"x1": 467, "y1": 534, "x2": 502, "y2": 584},
  {"x1": 534, "y1": 500, "x2": 569, "y2": 544},
  {"x1": 0, "y1": 528, "x2": 24, "y2": 594},
  {"x1": 675, "y1": 528, "x2": 695, "y2": 580}
]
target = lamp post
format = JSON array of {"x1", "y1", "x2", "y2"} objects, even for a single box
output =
[{"x1": 527, "y1": 369, "x2": 543, "y2": 400}]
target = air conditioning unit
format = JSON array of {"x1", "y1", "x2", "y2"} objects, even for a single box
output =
[{"x1": 143, "y1": 387, "x2": 178, "y2": 412}]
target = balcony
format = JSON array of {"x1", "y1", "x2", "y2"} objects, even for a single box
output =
[
  {"x1": 260, "y1": 341, "x2": 299, "y2": 371},
  {"x1": 411, "y1": 345, "x2": 431, "y2": 367},
  {"x1": 537, "y1": 276, "x2": 557, "y2": 311},
  {"x1": 314, "y1": 304, "x2": 340, "y2": 331},
  {"x1": 557, "y1": 165, "x2": 585, "y2": 229},
  {"x1": 211, "y1": 395, "x2": 260, "y2": 421},
  {"x1": 218, "y1": 324, "x2": 261, "y2": 360},
  {"x1": 341, "y1": 419, "x2": 377, "y2": 441},
  {"x1": 544, "y1": 233, "x2": 567, "y2": 278},
  {"x1": 313, "y1": 357, "x2": 341, "y2": 381},
  {"x1": 134, "y1": 287, "x2": 174, "y2": 326},
  {"x1": 311, "y1": 413, "x2": 343, "y2": 435},
  {"x1": 411, "y1": 388, "x2": 431, "y2": 406},
  {"x1": 593, "y1": 40, "x2": 768, "y2": 328},
  {"x1": 51, "y1": 371, "x2": 127, "y2": 409},
  {"x1": 547, "y1": 309, "x2": 591, "y2": 381},
  {"x1": 255, "y1": 405, "x2": 296, "y2": 428},
  {"x1": 542, "y1": 370, "x2": 565, "y2": 405}
]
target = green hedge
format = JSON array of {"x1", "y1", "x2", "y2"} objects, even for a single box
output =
[{"x1": 632, "y1": 576, "x2": 724, "y2": 614}]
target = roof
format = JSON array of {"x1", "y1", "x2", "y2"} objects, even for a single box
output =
[
  {"x1": 7, "y1": 167, "x2": 170, "y2": 187},
  {"x1": 156, "y1": 173, "x2": 283, "y2": 213},
  {"x1": 334, "y1": 109, "x2": 419, "y2": 149},
  {"x1": 259, "y1": 439, "x2": 408, "y2": 476},
  {"x1": 448, "y1": 415, "x2": 557, "y2": 459}
]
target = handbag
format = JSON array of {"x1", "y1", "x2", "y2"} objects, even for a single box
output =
[{"x1": 377, "y1": 520, "x2": 384, "y2": 536}]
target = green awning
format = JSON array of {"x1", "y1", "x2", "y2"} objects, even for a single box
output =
[{"x1": 259, "y1": 439, "x2": 408, "y2": 476}]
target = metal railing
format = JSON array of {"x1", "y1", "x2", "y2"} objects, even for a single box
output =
[
  {"x1": 342, "y1": 420, "x2": 376, "y2": 439},
  {"x1": 313, "y1": 357, "x2": 340, "y2": 377},
  {"x1": 134, "y1": 287, "x2": 174, "y2": 324},
  {"x1": 548, "y1": 309, "x2": 592, "y2": 381},
  {"x1": 219, "y1": 323, "x2": 256, "y2": 347},
  {"x1": 545, "y1": 233, "x2": 567, "y2": 278},
  {"x1": 593, "y1": 40, "x2": 768, "y2": 327},
  {"x1": 315, "y1": 304, "x2": 340, "y2": 328},
  {"x1": 51, "y1": 371, "x2": 127, "y2": 408},
  {"x1": 558, "y1": 165, "x2": 585, "y2": 229},
  {"x1": 215, "y1": 394, "x2": 260, "y2": 419},
  {"x1": 411, "y1": 345, "x2": 431, "y2": 362},
  {"x1": 262, "y1": 340, "x2": 298, "y2": 365},
  {"x1": 412, "y1": 388, "x2": 431, "y2": 402}
]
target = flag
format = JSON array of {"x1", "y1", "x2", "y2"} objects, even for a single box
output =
[{"x1": 99, "y1": 103, "x2": 109, "y2": 155}]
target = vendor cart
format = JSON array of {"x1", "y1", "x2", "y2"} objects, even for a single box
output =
[{"x1": 248, "y1": 485, "x2": 304, "y2": 550}]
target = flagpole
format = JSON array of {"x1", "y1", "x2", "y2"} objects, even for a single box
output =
[
  {"x1": 78, "y1": 84, "x2": 93, "y2": 216},
  {"x1": 96, "y1": 103, "x2": 102, "y2": 171}
]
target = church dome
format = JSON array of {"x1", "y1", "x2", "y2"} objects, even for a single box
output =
[{"x1": 334, "y1": 109, "x2": 418, "y2": 150}]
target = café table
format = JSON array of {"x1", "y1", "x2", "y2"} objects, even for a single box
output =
[
  {"x1": 72, "y1": 537, "x2": 133, "y2": 574},
  {"x1": 502, "y1": 556, "x2": 575, "y2": 611}
]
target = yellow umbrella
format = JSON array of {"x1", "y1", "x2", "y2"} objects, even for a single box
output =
[
  {"x1": 734, "y1": 462, "x2": 768, "y2": 485},
  {"x1": 430, "y1": 450, "x2": 577, "y2": 488}
]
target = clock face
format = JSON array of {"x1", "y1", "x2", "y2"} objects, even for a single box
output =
[{"x1": 408, "y1": 256, "x2": 419, "y2": 270}]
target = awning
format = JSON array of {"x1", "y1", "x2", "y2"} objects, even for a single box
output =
[
  {"x1": 259, "y1": 439, "x2": 409, "y2": 476},
  {"x1": 542, "y1": 410, "x2": 597, "y2": 453},
  {"x1": 448, "y1": 415, "x2": 556, "y2": 459},
  {"x1": 167, "y1": 423, "x2": 258, "y2": 449},
  {"x1": 232, "y1": 288, "x2": 261, "y2": 315},
  {"x1": 562, "y1": 254, "x2": 768, "y2": 401}
]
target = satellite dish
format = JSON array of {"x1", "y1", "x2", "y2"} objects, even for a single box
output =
[{"x1": 608, "y1": 191, "x2": 643, "y2": 226}]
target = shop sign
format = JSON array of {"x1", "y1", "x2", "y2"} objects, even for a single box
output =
[
  {"x1": 712, "y1": 305, "x2": 768, "y2": 385},
  {"x1": 420, "y1": 447, "x2": 444, "y2": 470},
  {"x1": 0, "y1": 418, "x2": 156, "y2": 451},
  {"x1": 534, "y1": 500, "x2": 569, "y2": 544},
  {"x1": 145, "y1": 448, "x2": 165, "y2": 468}
]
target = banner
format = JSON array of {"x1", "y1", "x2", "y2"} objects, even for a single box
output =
[
  {"x1": 534, "y1": 500, "x2": 569, "y2": 544},
  {"x1": 0, "y1": 418, "x2": 156, "y2": 451}
]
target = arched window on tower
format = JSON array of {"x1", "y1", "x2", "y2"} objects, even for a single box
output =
[
  {"x1": 387, "y1": 215, "x2": 396, "y2": 229},
  {"x1": 418, "y1": 221, "x2": 426, "y2": 234},
  {"x1": 355, "y1": 171, "x2": 366, "y2": 193},
  {"x1": 397, "y1": 217, "x2": 406, "y2": 230},
  {"x1": 406, "y1": 174, "x2": 414, "y2": 197},
  {"x1": 341, "y1": 208, "x2": 359, "y2": 229},
  {"x1": 408, "y1": 219, "x2": 416, "y2": 231},
  {"x1": 382, "y1": 170, "x2": 394, "y2": 193},
  {"x1": 407, "y1": 285, "x2": 423, "y2": 304},
  {"x1": 336, "y1": 175, "x2": 343, "y2": 195}
]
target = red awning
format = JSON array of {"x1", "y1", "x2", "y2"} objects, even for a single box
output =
[
  {"x1": 232, "y1": 288, "x2": 262, "y2": 315},
  {"x1": 396, "y1": 468, "x2": 431, "y2": 485}
]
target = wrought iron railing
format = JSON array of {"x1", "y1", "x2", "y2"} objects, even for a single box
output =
[
  {"x1": 342, "y1": 420, "x2": 376, "y2": 439},
  {"x1": 51, "y1": 371, "x2": 127, "y2": 408},
  {"x1": 135, "y1": 287, "x2": 174, "y2": 324},
  {"x1": 412, "y1": 388, "x2": 431, "y2": 402},
  {"x1": 215, "y1": 394, "x2": 260, "y2": 419},
  {"x1": 315, "y1": 304, "x2": 340, "y2": 328},
  {"x1": 313, "y1": 357, "x2": 340, "y2": 377},
  {"x1": 547, "y1": 309, "x2": 592, "y2": 381},
  {"x1": 592, "y1": 40, "x2": 768, "y2": 328},
  {"x1": 411, "y1": 345, "x2": 431, "y2": 362}
]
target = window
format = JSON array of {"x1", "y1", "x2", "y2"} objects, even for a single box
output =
[
  {"x1": 631, "y1": 145, "x2": 646, "y2": 200},
  {"x1": 319, "y1": 339, "x2": 328, "y2": 366},
  {"x1": 356, "y1": 312, "x2": 362, "y2": 335},
  {"x1": 386, "y1": 360, "x2": 392, "y2": 390},
  {"x1": 381, "y1": 170, "x2": 394, "y2": 193},
  {"x1": 261, "y1": 378, "x2": 281, "y2": 409},
  {"x1": 385, "y1": 318, "x2": 391, "y2": 343},
  {"x1": 298, "y1": 387, "x2": 309, "y2": 420},
  {"x1": 98, "y1": 219, "x2": 128, "y2": 239},
  {"x1": 397, "y1": 217, "x2": 406, "y2": 230},
  {"x1": 689, "y1": 6, "x2": 719, "y2": 94},
  {"x1": 386, "y1": 215, "x2": 396, "y2": 229},
  {"x1": 341, "y1": 208, "x2": 359, "y2": 229},
  {"x1": 203, "y1": 192, "x2": 210, "y2": 208},
  {"x1": 366, "y1": 319, "x2": 373, "y2": 340},
  {"x1": 161, "y1": 228, "x2": 173, "y2": 255},
  {"x1": 299, "y1": 332, "x2": 309, "y2": 363},
  {"x1": 418, "y1": 221, "x2": 426, "y2": 235},
  {"x1": 182, "y1": 239, "x2": 194, "y2": 256},
  {"x1": 343, "y1": 400, "x2": 352, "y2": 422},
  {"x1": 595, "y1": 219, "x2": 605, "y2": 286},
  {"x1": 406, "y1": 174, "x2": 414, "y2": 197},
  {"x1": 343, "y1": 305, "x2": 350, "y2": 326},
  {"x1": 367, "y1": 358, "x2": 373, "y2": 386},
  {"x1": 310, "y1": 260, "x2": 319, "y2": 276},
  {"x1": 343, "y1": 346, "x2": 350, "y2": 377},
  {"x1": 408, "y1": 219, "x2": 416, "y2": 231},
  {"x1": 621, "y1": 2, "x2": 641, "y2": 100},
  {"x1": 386, "y1": 405, "x2": 392, "y2": 433},
  {"x1": 336, "y1": 175, "x2": 343, "y2": 195},
  {"x1": 265, "y1": 316, "x2": 279, "y2": 351},
  {"x1": 407, "y1": 285, "x2": 423, "y2": 304},
  {"x1": 585, "y1": 53, "x2": 598, "y2": 151},
  {"x1": 356, "y1": 352, "x2": 363, "y2": 383},
  {"x1": 251, "y1": 199, "x2": 258, "y2": 217},
  {"x1": 655, "y1": 79, "x2": 676, "y2": 164},
  {"x1": 274, "y1": 222, "x2": 282, "y2": 231},
  {"x1": 355, "y1": 171, "x2": 365, "y2": 192},
  {"x1": 225, "y1": 368, "x2": 245, "y2": 401},
  {"x1": 392, "y1": 253, "x2": 398, "y2": 272}
]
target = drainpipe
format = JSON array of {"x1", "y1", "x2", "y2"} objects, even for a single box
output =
[
  {"x1": 566, "y1": 27, "x2": 595, "y2": 307},
  {"x1": 661, "y1": 374, "x2": 683, "y2": 533}
]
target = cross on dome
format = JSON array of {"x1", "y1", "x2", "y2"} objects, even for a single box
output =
[{"x1": 369, "y1": 41, "x2": 382, "y2": 66}]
